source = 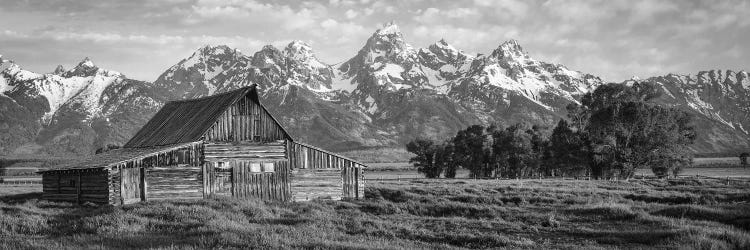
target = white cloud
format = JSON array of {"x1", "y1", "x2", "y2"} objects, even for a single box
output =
[
  {"x1": 2, "y1": 29, "x2": 266, "y2": 48},
  {"x1": 320, "y1": 19, "x2": 339, "y2": 29},
  {"x1": 345, "y1": 9, "x2": 358, "y2": 19}
]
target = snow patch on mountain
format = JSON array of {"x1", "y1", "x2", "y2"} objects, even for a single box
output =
[
  {"x1": 330, "y1": 74, "x2": 358, "y2": 93},
  {"x1": 1, "y1": 58, "x2": 126, "y2": 122}
]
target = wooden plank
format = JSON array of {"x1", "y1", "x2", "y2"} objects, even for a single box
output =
[{"x1": 141, "y1": 167, "x2": 147, "y2": 202}]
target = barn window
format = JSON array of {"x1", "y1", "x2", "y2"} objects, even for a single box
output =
[
  {"x1": 250, "y1": 163, "x2": 261, "y2": 172},
  {"x1": 249, "y1": 162, "x2": 274, "y2": 172},
  {"x1": 262, "y1": 162, "x2": 275, "y2": 172},
  {"x1": 216, "y1": 162, "x2": 229, "y2": 169}
]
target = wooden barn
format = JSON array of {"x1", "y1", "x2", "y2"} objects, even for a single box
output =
[{"x1": 38, "y1": 85, "x2": 366, "y2": 205}]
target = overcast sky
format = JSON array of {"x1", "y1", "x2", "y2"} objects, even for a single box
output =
[{"x1": 0, "y1": 0, "x2": 747, "y2": 82}]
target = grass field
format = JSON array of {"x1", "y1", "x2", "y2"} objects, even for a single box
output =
[{"x1": 1, "y1": 178, "x2": 749, "y2": 249}]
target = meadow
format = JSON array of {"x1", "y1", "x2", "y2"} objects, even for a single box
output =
[{"x1": 1, "y1": 178, "x2": 749, "y2": 249}]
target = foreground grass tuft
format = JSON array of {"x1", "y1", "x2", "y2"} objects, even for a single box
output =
[{"x1": 1, "y1": 177, "x2": 749, "y2": 249}]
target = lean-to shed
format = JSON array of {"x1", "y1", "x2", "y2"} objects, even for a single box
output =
[{"x1": 39, "y1": 85, "x2": 366, "y2": 205}]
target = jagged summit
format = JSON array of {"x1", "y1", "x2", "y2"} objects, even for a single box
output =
[
  {"x1": 284, "y1": 40, "x2": 328, "y2": 69},
  {"x1": 376, "y1": 21, "x2": 401, "y2": 35},
  {"x1": 260, "y1": 44, "x2": 278, "y2": 52},
  {"x1": 179, "y1": 45, "x2": 241, "y2": 66},
  {"x1": 491, "y1": 39, "x2": 529, "y2": 61},
  {"x1": 200, "y1": 44, "x2": 234, "y2": 54},
  {"x1": 432, "y1": 39, "x2": 456, "y2": 51},
  {"x1": 62, "y1": 57, "x2": 101, "y2": 77},
  {"x1": 79, "y1": 57, "x2": 95, "y2": 67},
  {"x1": 427, "y1": 39, "x2": 470, "y2": 60},
  {"x1": 52, "y1": 65, "x2": 66, "y2": 75},
  {"x1": 284, "y1": 41, "x2": 314, "y2": 59}
]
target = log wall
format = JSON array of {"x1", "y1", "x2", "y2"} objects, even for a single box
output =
[
  {"x1": 288, "y1": 142, "x2": 365, "y2": 200},
  {"x1": 291, "y1": 168, "x2": 342, "y2": 201},
  {"x1": 203, "y1": 161, "x2": 232, "y2": 198},
  {"x1": 203, "y1": 141, "x2": 286, "y2": 162},
  {"x1": 41, "y1": 143, "x2": 204, "y2": 205},
  {"x1": 109, "y1": 143, "x2": 204, "y2": 204},
  {"x1": 231, "y1": 160, "x2": 290, "y2": 201},
  {"x1": 41, "y1": 169, "x2": 109, "y2": 204},
  {"x1": 203, "y1": 95, "x2": 287, "y2": 143},
  {"x1": 147, "y1": 165, "x2": 203, "y2": 201}
]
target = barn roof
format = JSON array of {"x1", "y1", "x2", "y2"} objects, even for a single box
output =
[
  {"x1": 38, "y1": 142, "x2": 201, "y2": 173},
  {"x1": 124, "y1": 85, "x2": 290, "y2": 148}
]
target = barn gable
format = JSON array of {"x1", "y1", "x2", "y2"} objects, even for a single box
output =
[
  {"x1": 124, "y1": 86, "x2": 290, "y2": 148},
  {"x1": 202, "y1": 87, "x2": 289, "y2": 143}
]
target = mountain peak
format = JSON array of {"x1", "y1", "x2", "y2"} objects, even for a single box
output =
[
  {"x1": 198, "y1": 45, "x2": 235, "y2": 57},
  {"x1": 284, "y1": 40, "x2": 326, "y2": 68},
  {"x1": 52, "y1": 65, "x2": 66, "y2": 75},
  {"x1": 285, "y1": 40, "x2": 313, "y2": 56},
  {"x1": 260, "y1": 44, "x2": 280, "y2": 52},
  {"x1": 360, "y1": 21, "x2": 413, "y2": 57},
  {"x1": 431, "y1": 39, "x2": 458, "y2": 51},
  {"x1": 78, "y1": 57, "x2": 96, "y2": 68},
  {"x1": 376, "y1": 21, "x2": 401, "y2": 36},
  {"x1": 426, "y1": 38, "x2": 470, "y2": 62},
  {"x1": 62, "y1": 57, "x2": 100, "y2": 77},
  {"x1": 491, "y1": 39, "x2": 529, "y2": 61}
]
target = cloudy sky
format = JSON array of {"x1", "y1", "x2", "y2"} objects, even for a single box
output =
[{"x1": 0, "y1": 0, "x2": 747, "y2": 82}]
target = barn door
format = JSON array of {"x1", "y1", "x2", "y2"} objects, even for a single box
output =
[
  {"x1": 121, "y1": 168, "x2": 143, "y2": 204},
  {"x1": 212, "y1": 162, "x2": 233, "y2": 197}
]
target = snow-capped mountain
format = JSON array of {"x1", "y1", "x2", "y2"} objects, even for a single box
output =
[
  {"x1": 0, "y1": 58, "x2": 163, "y2": 155},
  {"x1": 634, "y1": 70, "x2": 750, "y2": 152},
  {"x1": 1, "y1": 22, "x2": 747, "y2": 156}
]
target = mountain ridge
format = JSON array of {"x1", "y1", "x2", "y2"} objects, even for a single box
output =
[{"x1": 1, "y1": 23, "x2": 748, "y2": 156}]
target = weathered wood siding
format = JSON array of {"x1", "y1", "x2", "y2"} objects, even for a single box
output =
[
  {"x1": 203, "y1": 162, "x2": 232, "y2": 198},
  {"x1": 203, "y1": 141, "x2": 286, "y2": 162},
  {"x1": 288, "y1": 142, "x2": 365, "y2": 200},
  {"x1": 120, "y1": 167, "x2": 143, "y2": 204},
  {"x1": 41, "y1": 169, "x2": 109, "y2": 204},
  {"x1": 291, "y1": 168, "x2": 342, "y2": 201},
  {"x1": 342, "y1": 164, "x2": 364, "y2": 199},
  {"x1": 232, "y1": 160, "x2": 290, "y2": 201},
  {"x1": 147, "y1": 166, "x2": 202, "y2": 201},
  {"x1": 202, "y1": 141, "x2": 291, "y2": 201},
  {"x1": 104, "y1": 143, "x2": 204, "y2": 205},
  {"x1": 203, "y1": 95, "x2": 287, "y2": 143}
]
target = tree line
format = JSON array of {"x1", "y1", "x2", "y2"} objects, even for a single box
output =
[{"x1": 406, "y1": 82, "x2": 697, "y2": 179}]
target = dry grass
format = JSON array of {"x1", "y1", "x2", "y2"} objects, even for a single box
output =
[{"x1": 1, "y1": 178, "x2": 749, "y2": 249}]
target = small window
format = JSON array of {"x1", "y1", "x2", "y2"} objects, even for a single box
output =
[
  {"x1": 262, "y1": 162, "x2": 275, "y2": 172},
  {"x1": 250, "y1": 163, "x2": 261, "y2": 172},
  {"x1": 248, "y1": 162, "x2": 274, "y2": 172}
]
